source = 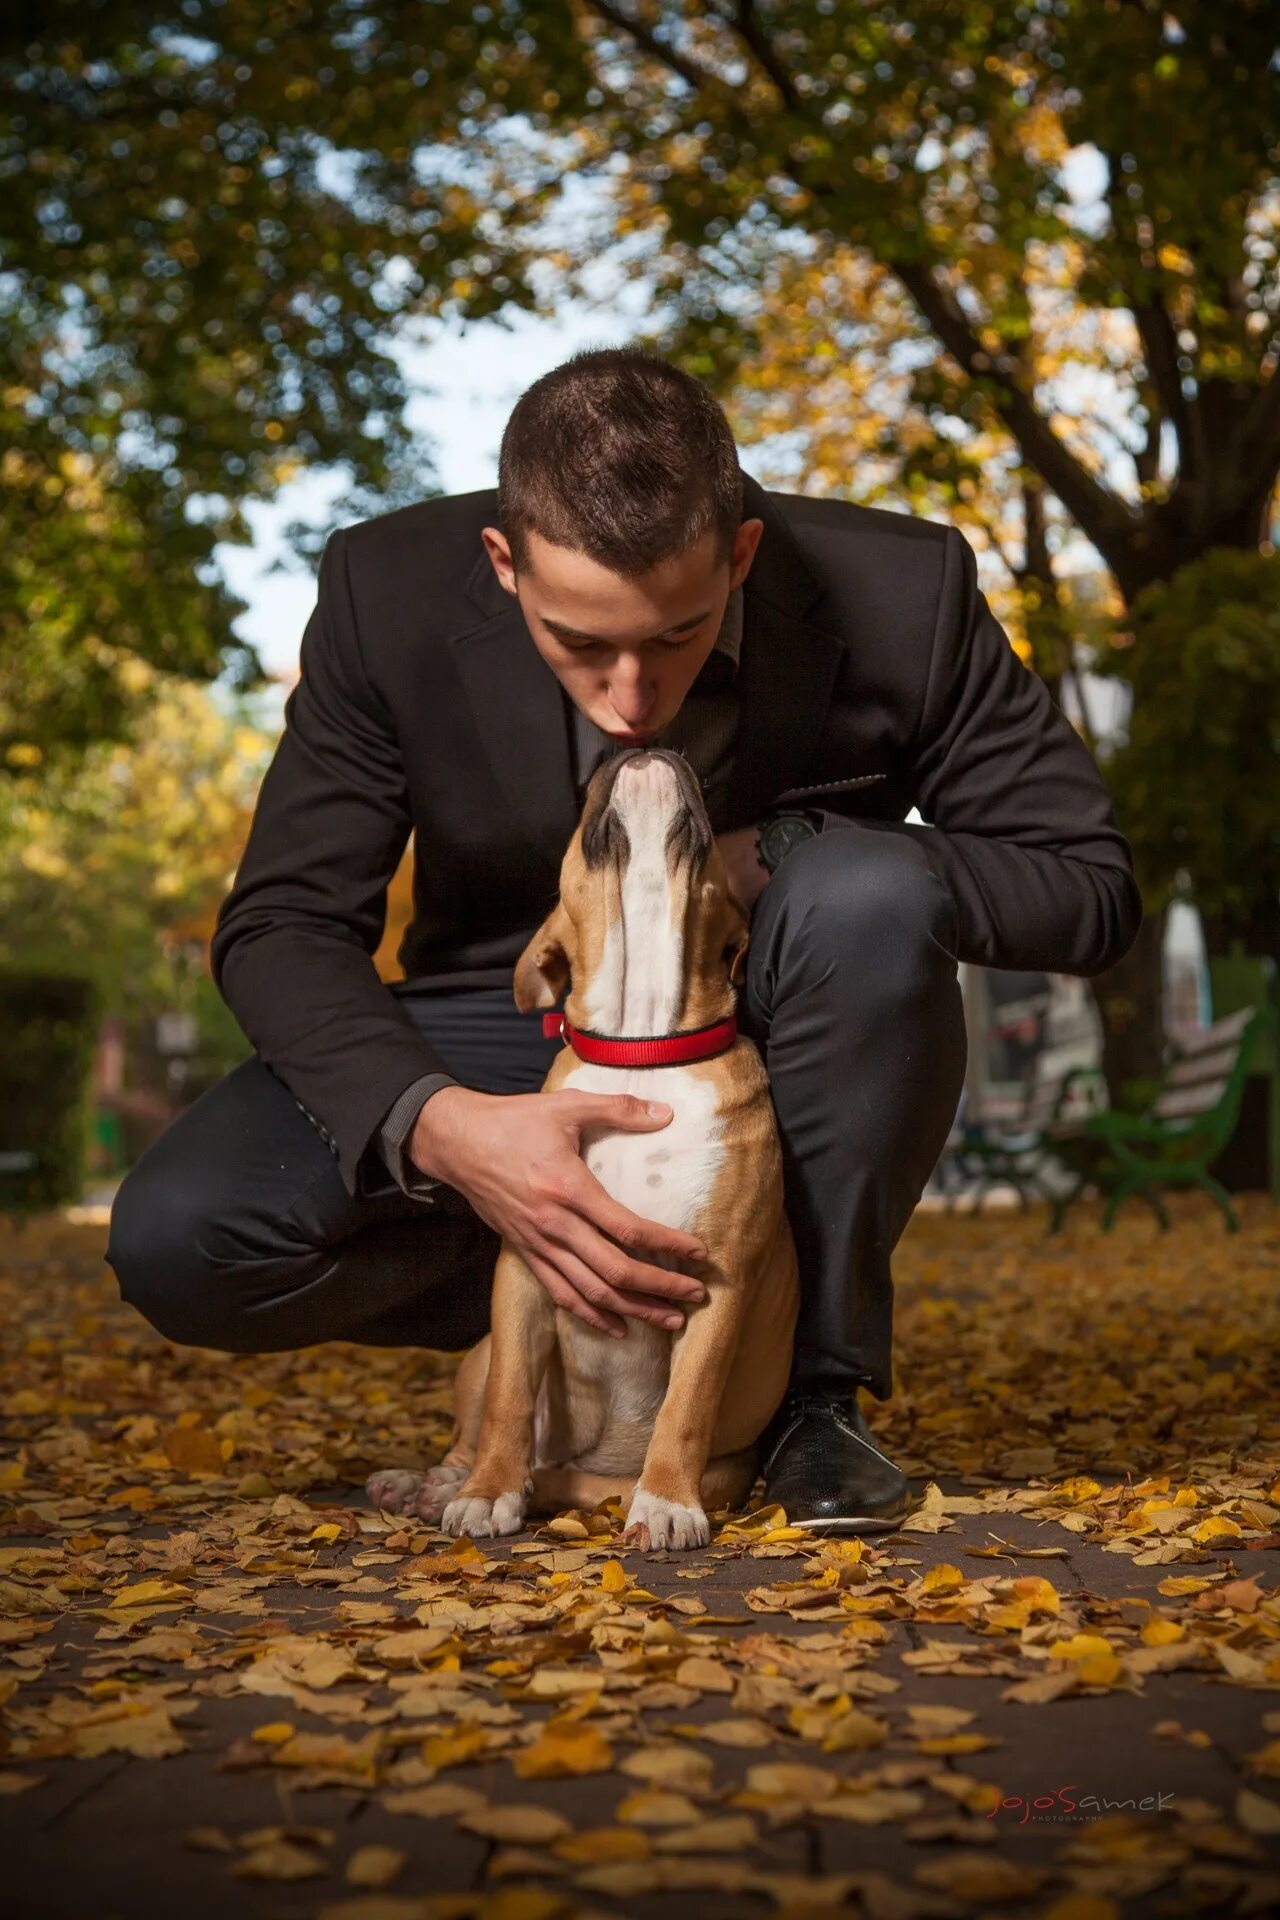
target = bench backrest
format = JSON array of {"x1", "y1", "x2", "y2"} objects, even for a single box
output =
[
  {"x1": 1021, "y1": 1069, "x2": 1087, "y2": 1131},
  {"x1": 1152, "y1": 1006, "x2": 1265, "y2": 1141},
  {"x1": 965, "y1": 1064, "x2": 1104, "y2": 1134}
]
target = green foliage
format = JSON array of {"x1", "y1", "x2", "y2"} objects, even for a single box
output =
[
  {"x1": 179, "y1": 968, "x2": 257, "y2": 1096},
  {"x1": 307, "y1": 0, "x2": 1278, "y2": 596},
  {"x1": 1093, "y1": 550, "x2": 1280, "y2": 931},
  {"x1": 0, "y1": 970, "x2": 98, "y2": 1213},
  {"x1": 6, "y1": 0, "x2": 1276, "y2": 782},
  {"x1": 2, "y1": 0, "x2": 484, "y2": 770},
  {"x1": 0, "y1": 673, "x2": 272, "y2": 1012}
]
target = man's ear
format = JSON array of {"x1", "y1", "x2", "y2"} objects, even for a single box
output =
[
  {"x1": 723, "y1": 892, "x2": 750, "y2": 987},
  {"x1": 513, "y1": 902, "x2": 573, "y2": 1011}
]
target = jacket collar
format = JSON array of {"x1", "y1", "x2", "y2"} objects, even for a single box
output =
[{"x1": 449, "y1": 471, "x2": 845, "y2": 880}]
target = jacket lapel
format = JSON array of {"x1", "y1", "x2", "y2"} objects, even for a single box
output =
[
  {"x1": 449, "y1": 586, "x2": 581, "y2": 876},
  {"x1": 725, "y1": 479, "x2": 845, "y2": 823},
  {"x1": 449, "y1": 472, "x2": 847, "y2": 873}
]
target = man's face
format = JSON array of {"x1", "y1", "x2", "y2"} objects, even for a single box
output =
[{"x1": 481, "y1": 517, "x2": 764, "y2": 744}]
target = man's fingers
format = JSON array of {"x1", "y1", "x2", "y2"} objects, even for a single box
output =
[
  {"x1": 544, "y1": 1242, "x2": 688, "y2": 1334},
  {"x1": 525, "y1": 1250, "x2": 624, "y2": 1337},
  {"x1": 557, "y1": 1212, "x2": 707, "y2": 1306}
]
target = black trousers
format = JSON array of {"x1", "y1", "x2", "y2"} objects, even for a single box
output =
[{"x1": 105, "y1": 821, "x2": 966, "y2": 1401}]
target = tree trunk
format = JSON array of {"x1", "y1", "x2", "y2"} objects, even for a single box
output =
[
  {"x1": 1091, "y1": 907, "x2": 1167, "y2": 1109},
  {"x1": 1200, "y1": 902, "x2": 1280, "y2": 967}
]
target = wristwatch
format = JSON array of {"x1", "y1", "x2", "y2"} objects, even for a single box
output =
[{"x1": 757, "y1": 808, "x2": 822, "y2": 874}]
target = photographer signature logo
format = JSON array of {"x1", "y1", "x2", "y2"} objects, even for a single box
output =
[{"x1": 988, "y1": 1785, "x2": 1177, "y2": 1824}]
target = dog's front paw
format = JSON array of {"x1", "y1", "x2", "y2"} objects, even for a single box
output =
[
  {"x1": 366, "y1": 1468, "x2": 429, "y2": 1515},
  {"x1": 441, "y1": 1490, "x2": 527, "y2": 1539},
  {"x1": 622, "y1": 1487, "x2": 709, "y2": 1551}
]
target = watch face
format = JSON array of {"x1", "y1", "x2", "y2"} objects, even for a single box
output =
[{"x1": 761, "y1": 812, "x2": 818, "y2": 870}]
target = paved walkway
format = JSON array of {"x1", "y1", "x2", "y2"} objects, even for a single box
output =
[{"x1": 2, "y1": 1200, "x2": 1279, "y2": 1920}]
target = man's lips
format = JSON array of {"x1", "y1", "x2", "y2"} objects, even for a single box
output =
[{"x1": 605, "y1": 726, "x2": 658, "y2": 743}]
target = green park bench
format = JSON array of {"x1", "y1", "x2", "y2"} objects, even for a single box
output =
[
  {"x1": 1045, "y1": 1003, "x2": 1277, "y2": 1233},
  {"x1": 944, "y1": 1065, "x2": 1107, "y2": 1214}
]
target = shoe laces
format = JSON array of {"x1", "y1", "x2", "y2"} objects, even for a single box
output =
[{"x1": 782, "y1": 1386, "x2": 862, "y2": 1424}]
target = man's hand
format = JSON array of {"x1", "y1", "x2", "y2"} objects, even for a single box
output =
[
  {"x1": 715, "y1": 822, "x2": 771, "y2": 915},
  {"x1": 408, "y1": 1085, "x2": 709, "y2": 1338}
]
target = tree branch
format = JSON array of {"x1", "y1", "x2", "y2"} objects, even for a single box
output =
[
  {"x1": 1234, "y1": 366, "x2": 1280, "y2": 520},
  {"x1": 584, "y1": 0, "x2": 1146, "y2": 575},
  {"x1": 584, "y1": 0, "x2": 717, "y2": 94},
  {"x1": 728, "y1": 0, "x2": 802, "y2": 111},
  {"x1": 1101, "y1": 149, "x2": 1204, "y2": 485},
  {"x1": 894, "y1": 257, "x2": 1144, "y2": 569}
]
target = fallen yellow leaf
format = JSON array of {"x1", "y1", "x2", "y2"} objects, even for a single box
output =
[
  {"x1": 344, "y1": 1846, "x2": 406, "y2": 1889},
  {"x1": 232, "y1": 1840, "x2": 326, "y2": 1882},
  {"x1": 512, "y1": 1719, "x2": 613, "y2": 1779},
  {"x1": 618, "y1": 1746, "x2": 714, "y2": 1793},
  {"x1": 459, "y1": 1805, "x2": 573, "y2": 1845},
  {"x1": 552, "y1": 1826, "x2": 650, "y2": 1864}
]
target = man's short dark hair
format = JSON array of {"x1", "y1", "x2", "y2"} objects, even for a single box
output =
[{"x1": 497, "y1": 346, "x2": 743, "y2": 578}]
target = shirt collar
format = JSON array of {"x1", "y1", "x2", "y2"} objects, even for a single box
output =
[{"x1": 707, "y1": 583, "x2": 742, "y2": 678}]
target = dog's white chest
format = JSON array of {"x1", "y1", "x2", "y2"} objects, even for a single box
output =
[
  {"x1": 564, "y1": 784, "x2": 729, "y2": 1240},
  {"x1": 565, "y1": 1061, "x2": 726, "y2": 1253}
]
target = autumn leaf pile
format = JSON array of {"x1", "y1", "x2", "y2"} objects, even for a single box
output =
[{"x1": 2, "y1": 1195, "x2": 1279, "y2": 1919}]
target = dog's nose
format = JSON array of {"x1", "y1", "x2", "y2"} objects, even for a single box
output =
[
  {"x1": 615, "y1": 752, "x2": 682, "y2": 810},
  {"x1": 609, "y1": 748, "x2": 705, "y2": 837}
]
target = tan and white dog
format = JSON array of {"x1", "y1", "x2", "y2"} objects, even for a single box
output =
[{"x1": 368, "y1": 746, "x2": 799, "y2": 1550}]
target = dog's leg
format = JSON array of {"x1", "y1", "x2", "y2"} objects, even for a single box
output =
[
  {"x1": 622, "y1": 1285, "x2": 750, "y2": 1551},
  {"x1": 366, "y1": 1337, "x2": 491, "y2": 1521},
  {"x1": 440, "y1": 1249, "x2": 556, "y2": 1541}
]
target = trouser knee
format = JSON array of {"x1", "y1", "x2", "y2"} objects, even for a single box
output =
[
  {"x1": 749, "y1": 821, "x2": 959, "y2": 1007},
  {"x1": 104, "y1": 1156, "x2": 305, "y2": 1351}
]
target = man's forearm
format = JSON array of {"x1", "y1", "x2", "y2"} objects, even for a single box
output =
[{"x1": 813, "y1": 811, "x2": 1142, "y2": 977}]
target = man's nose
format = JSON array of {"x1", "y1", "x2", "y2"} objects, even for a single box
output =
[{"x1": 609, "y1": 682, "x2": 655, "y2": 716}]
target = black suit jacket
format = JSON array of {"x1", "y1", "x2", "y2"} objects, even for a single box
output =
[{"x1": 210, "y1": 472, "x2": 1141, "y2": 1198}]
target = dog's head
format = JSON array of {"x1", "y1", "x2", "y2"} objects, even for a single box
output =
[{"x1": 513, "y1": 746, "x2": 750, "y2": 1017}]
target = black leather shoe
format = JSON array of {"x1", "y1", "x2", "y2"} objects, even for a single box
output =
[{"x1": 760, "y1": 1390, "x2": 919, "y2": 1534}]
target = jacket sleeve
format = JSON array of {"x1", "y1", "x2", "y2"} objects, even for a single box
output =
[
  {"x1": 209, "y1": 527, "x2": 461, "y2": 1199},
  {"x1": 377, "y1": 1071, "x2": 459, "y2": 1202},
  {"x1": 852, "y1": 526, "x2": 1141, "y2": 977}
]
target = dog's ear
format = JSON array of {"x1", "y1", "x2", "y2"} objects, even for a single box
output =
[
  {"x1": 723, "y1": 892, "x2": 751, "y2": 987},
  {"x1": 513, "y1": 902, "x2": 574, "y2": 1011}
]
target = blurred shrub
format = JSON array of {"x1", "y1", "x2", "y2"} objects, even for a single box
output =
[
  {"x1": 0, "y1": 970, "x2": 98, "y2": 1212},
  {"x1": 1094, "y1": 549, "x2": 1280, "y2": 949}
]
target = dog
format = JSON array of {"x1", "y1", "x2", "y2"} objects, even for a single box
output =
[{"x1": 367, "y1": 745, "x2": 799, "y2": 1550}]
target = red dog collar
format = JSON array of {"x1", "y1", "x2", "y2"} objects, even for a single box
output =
[{"x1": 541, "y1": 1009, "x2": 737, "y2": 1067}]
